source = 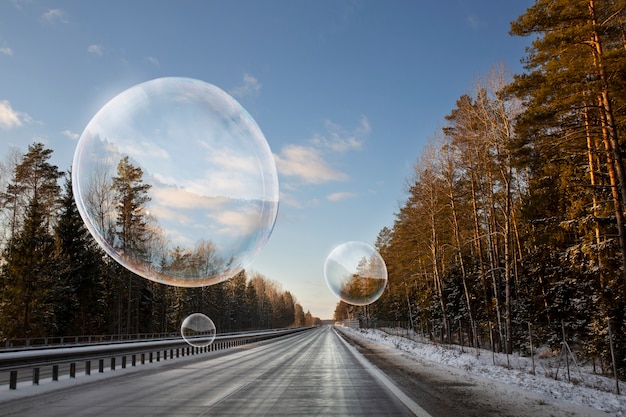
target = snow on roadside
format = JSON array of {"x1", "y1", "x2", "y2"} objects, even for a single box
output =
[{"x1": 340, "y1": 326, "x2": 626, "y2": 417}]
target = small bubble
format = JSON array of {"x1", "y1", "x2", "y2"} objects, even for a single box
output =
[
  {"x1": 181, "y1": 313, "x2": 216, "y2": 348},
  {"x1": 324, "y1": 241, "x2": 388, "y2": 305}
]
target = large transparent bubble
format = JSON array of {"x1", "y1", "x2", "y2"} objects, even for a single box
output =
[
  {"x1": 324, "y1": 241, "x2": 388, "y2": 306},
  {"x1": 181, "y1": 313, "x2": 216, "y2": 348},
  {"x1": 72, "y1": 77, "x2": 279, "y2": 287}
]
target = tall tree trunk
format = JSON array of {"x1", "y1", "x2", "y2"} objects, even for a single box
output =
[
  {"x1": 430, "y1": 215, "x2": 449, "y2": 342},
  {"x1": 126, "y1": 276, "x2": 132, "y2": 335},
  {"x1": 598, "y1": 97, "x2": 626, "y2": 285},
  {"x1": 589, "y1": 0, "x2": 626, "y2": 208},
  {"x1": 451, "y1": 199, "x2": 477, "y2": 348},
  {"x1": 504, "y1": 174, "x2": 513, "y2": 354},
  {"x1": 583, "y1": 96, "x2": 604, "y2": 271},
  {"x1": 470, "y1": 173, "x2": 491, "y2": 314},
  {"x1": 589, "y1": 0, "x2": 626, "y2": 286}
]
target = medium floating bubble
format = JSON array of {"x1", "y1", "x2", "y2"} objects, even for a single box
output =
[
  {"x1": 181, "y1": 313, "x2": 216, "y2": 348},
  {"x1": 72, "y1": 77, "x2": 279, "y2": 287},
  {"x1": 324, "y1": 241, "x2": 388, "y2": 306}
]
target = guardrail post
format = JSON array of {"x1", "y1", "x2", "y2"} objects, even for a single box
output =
[
  {"x1": 0, "y1": 329, "x2": 306, "y2": 387},
  {"x1": 9, "y1": 370, "x2": 17, "y2": 389}
]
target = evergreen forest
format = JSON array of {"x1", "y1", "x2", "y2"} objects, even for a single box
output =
[
  {"x1": 0, "y1": 144, "x2": 320, "y2": 340},
  {"x1": 334, "y1": 0, "x2": 626, "y2": 377}
]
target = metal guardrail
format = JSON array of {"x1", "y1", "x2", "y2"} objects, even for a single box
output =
[
  {"x1": 0, "y1": 327, "x2": 314, "y2": 390},
  {"x1": 1, "y1": 333, "x2": 179, "y2": 350},
  {"x1": 1, "y1": 329, "x2": 278, "y2": 350}
]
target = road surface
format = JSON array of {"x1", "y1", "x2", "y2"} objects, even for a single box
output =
[{"x1": 0, "y1": 326, "x2": 428, "y2": 416}]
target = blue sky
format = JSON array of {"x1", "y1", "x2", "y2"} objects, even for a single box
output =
[{"x1": 0, "y1": 1, "x2": 533, "y2": 319}]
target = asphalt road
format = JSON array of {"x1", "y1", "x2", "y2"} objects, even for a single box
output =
[{"x1": 0, "y1": 326, "x2": 428, "y2": 416}]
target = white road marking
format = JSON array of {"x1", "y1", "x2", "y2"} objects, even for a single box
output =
[{"x1": 334, "y1": 328, "x2": 434, "y2": 417}]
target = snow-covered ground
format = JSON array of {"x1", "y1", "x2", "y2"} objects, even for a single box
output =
[{"x1": 339, "y1": 326, "x2": 626, "y2": 417}]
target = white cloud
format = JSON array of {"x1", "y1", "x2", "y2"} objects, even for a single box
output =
[
  {"x1": 146, "y1": 56, "x2": 160, "y2": 67},
  {"x1": 275, "y1": 117, "x2": 369, "y2": 207},
  {"x1": 467, "y1": 14, "x2": 480, "y2": 31},
  {"x1": 42, "y1": 9, "x2": 67, "y2": 24},
  {"x1": 148, "y1": 204, "x2": 192, "y2": 225},
  {"x1": 273, "y1": 144, "x2": 347, "y2": 184},
  {"x1": 0, "y1": 100, "x2": 31, "y2": 129},
  {"x1": 327, "y1": 191, "x2": 356, "y2": 202},
  {"x1": 0, "y1": 47, "x2": 13, "y2": 56},
  {"x1": 117, "y1": 140, "x2": 170, "y2": 162},
  {"x1": 279, "y1": 191, "x2": 302, "y2": 208},
  {"x1": 61, "y1": 130, "x2": 79, "y2": 140},
  {"x1": 151, "y1": 186, "x2": 228, "y2": 211},
  {"x1": 311, "y1": 115, "x2": 370, "y2": 153},
  {"x1": 209, "y1": 209, "x2": 258, "y2": 235},
  {"x1": 87, "y1": 44, "x2": 103, "y2": 56},
  {"x1": 230, "y1": 73, "x2": 261, "y2": 98}
]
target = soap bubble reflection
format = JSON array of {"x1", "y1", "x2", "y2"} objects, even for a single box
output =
[
  {"x1": 181, "y1": 313, "x2": 216, "y2": 348},
  {"x1": 72, "y1": 77, "x2": 279, "y2": 287},
  {"x1": 324, "y1": 241, "x2": 387, "y2": 306}
]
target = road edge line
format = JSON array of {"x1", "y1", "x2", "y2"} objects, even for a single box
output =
[{"x1": 333, "y1": 327, "x2": 433, "y2": 417}]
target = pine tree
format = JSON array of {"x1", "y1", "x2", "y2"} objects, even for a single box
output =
[
  {"x1": 1, "y1": 198, "x2": 56, "y2": 338},
  {"x1": 112, "y1": 156, "x2": 152, "y2": 256},
  {"x1": 0, "y1": 143, "x2": 61, "y2": 338},
  {"x1": 245, "y1": 281, "x2": 260, "y2": 328},
  {"x1": 52, "y1": 172, "x2": 106, "y2": 336},
  {"x1": 510, "y1": 0, "x2": 626, "y2": 283},
  {"x1": 510, "y1": 0, "x2": 626, "y2": 373},
  {"x1": 111, "y1": 156, "x2": 152, "y2": 334}
]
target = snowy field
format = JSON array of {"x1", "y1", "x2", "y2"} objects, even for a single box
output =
[{"x1": 339, "y1": 326, "x2": 626, "y2": 417}]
